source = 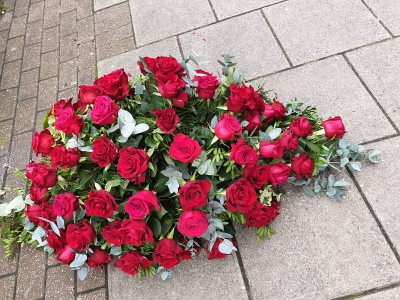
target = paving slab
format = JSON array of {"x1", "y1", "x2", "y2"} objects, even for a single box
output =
[
  {"x1": 108, "y1": 252, "x2": 248, "y2": 300},
  {"x1": 179, "y1": 10, "x2": 289, "y2": 80},
  {"x1": 76, "y1": 289, "x2": 106, "y2": 300},
  {"x1": 0, "y1": 275, "x2": 16, "y2": 300},
  {"x1": 359, "y1": 286, "x2": 400, "y2": 299},
  {"x1": 263, "y1": 0, "x2": 390, "y2": 65},
  {"x1": 210, "y1": 0, "x2": 281, "y2": 20},
  {"x1": 45, "y1": 264, "x2": 75, "y2": 299},
  {"x1": 94, "y1": 0, "x2": 125, "y2": 12},
  {"x1": 363, "y1": 0, "x2": 400, "y2": 36},
  {"x1": 250, "y1": 56, "x2": 396, "y2": 143},
  {"x1": 129, "y1": 0, "x2": 216, "y2": 46}
]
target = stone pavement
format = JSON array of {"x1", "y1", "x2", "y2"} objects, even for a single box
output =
[{"x1": 1, "y1": 0, "x2": 400, "y2": 299}]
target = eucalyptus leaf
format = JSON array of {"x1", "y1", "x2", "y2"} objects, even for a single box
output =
[
  {"x1": 210, "y1": 116, "x2": 218, "y2": 129},
  {"x1": 77, "y1": 267, "x2": 88, "y2": 280},
  {"x1": 56, "y1": 216, "x2": 65, "y2": 229},
  {"x1": 134, "y1": 82, "x2": 144, "y2": 94},
  {"x1": 303, "y1": 186, "x2": 315, "y2": 197},
  {"x1": 268, "y1": 128, "x2": 282, "y2": 140},
  {"x1": 218, "y1": 239, "x2": 233, "y2": 254},
  {"x1": 160, "y1": 271, "x2": 169, "y2": 280},
  {"x1": 70, "y1": 253, "x2": 87, "y2": 268},
  {"x1": 333, "y1": 180, "x2": 348, "y2": 187}
]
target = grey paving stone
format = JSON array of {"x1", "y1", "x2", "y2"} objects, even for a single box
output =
[
  {"x1": 0, "y1": 245, "x2": 18, "y2": 276},
  {"x1": 0, "y1": 30, "x2": 9, "y2": 52},
  {"x1": 18, "y1": 68, "x2": 39, "y2": 100},
  {"x1": 359, "y1": 286, "x2": 400, "y2": 299},
  {"x1": 364, "y1": 0, "x2": 400, "y2": 36},
  {"x1": 95, "y1": 24, "x2": 132, "y2": 48},
  {"x1": 0, "y1": 120, "x2": 13, "y2": 156},
  {"x1": 77, "y1": 16, "x2": 94, "y2": 44},
  {"x1": 77, "y1": 0, "x2": 93, "y2": 20},
  {"x1": 60, "y1": 0, "x2": 76, "y2": 14},
  {"x1": 130, "y1": 0, "x2": 215, "y2": 46},
  {"x1": 60, "y1": 33, "x2": 78, "y2": 62},
  {"x1": 96, "y1": 36, "x2": 135, "y2": 61},
  {"x1": 45, "y1": 264, "x2": 75, "y2": 300},
  {"x1": 0, "y1": 88, "x2": 17, "y2": 121},
  {"x1": 210, "y1": 0, "x2": 281, "y2": 19},
  {"x1": 94, "y1": 0, "x2": 125, "y2": 11},
  {"x1": 2, "y1": 173, "x2": 28, "y2": 202},
  {"x1": 78, "y1": 66, "x2": 96, "y2": 85},
  {"x1": 58, "y1": 86, "x2": 77, "y2": 101},
  {"x1": 8, "y1": 131, "x2": 33, "y2": 170},
  {"x1": 14, "y1": 0, "x2": 30, "y2": 17},
  {"x1": 0, "y1": 51, "x2": 4, "y2": 71},
  {"x1": 60, "y1": 10, "x2": 77, "y2": 37},
  {"x1": 251, "y1": 56, "x2": 396, "y2": 143},
  {"x1": 22, "y1": 43, "x2": 41, "y2": 71},
  {"x1": 45, "y1": 0, "x2": 59, "y2": 8},
  {"x1": 94, "y1": 2, "x2": 131, "y2": 35},
  {"x1": 43, "y1": 4, "x2": 61, "y2": 28},
  {"x1": 108, "y1": 252, "x2": 248, "y2": 300},
  {"x1": 9, "y1": 14, "x2": 27, "y2": 38},
  {"x1": 77, "y1": 42, "x2": 95, "y2": 71},
  {"x1": 28, "y1": 1, "x2": 44, "y2": 23},
  {"x1": 40, "y1": 50, "x2": 59, "y2": 80},
  {"x1": 76, "y1": 267, "x2": 105, "y2": 293},
  {"x1": 36, "y1": 110, "x2": 48, "y2": 131},
  {"x1": 0, "y1": 10, "x2": 12, "y2": 31},
  {"x1": 42, "y1": 26, "x2": 60, "y2": 53},
  {"x1": 37, "y1": 76, "x2": 58, "y2": 110},
  {"x1": 25, "y1": 20, "x2": 44, "y2": 45},
  {"x1": 76, "y1": 289, "x2": 106, "y2": 300},
  {"x1": 0, "y1": 155, "x2": 7, "y2": 187},
  {"x1": 0, "y1": 275, "x2": 16, "y2": 300},
  {"x1": 263, "y1": 0, "x2": 390, "y2": 65},
  {"x1": 5, "y1": 36, "x2": 24, "y2": 62},
  {"x1": 345, "y1": 38, "x2": 400, "y2": 130},
  {"x1": 0, "y1": 60, "x2": 21, "y2": 89},
  {"x1": 4, "y1": 0, "x2": 16, "y2": 10},
  {"x1": 13, "y1": 97, "x2": 37, "y2": 134},
  {"x1": 58, "y1": 59, "x2": 77, "y2": 90}
]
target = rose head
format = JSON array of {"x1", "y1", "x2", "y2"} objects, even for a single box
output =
[
  {"x1": 53, "y1": 192, "x2": 79, "y2": 219},
  {"x1": 54, "y1": 107, "x2": 84, "y2": 136},
  {"x1": 91, "y1": 136, "x2": 119, "y2": 167},
  {"x1": 101, "y1": 220, "x2": 123, "y2": 246},
  {"x1": 259, "y1": 141, "x2": 284, "y2": 159},
  {"x1": 118, "y1": 219, "x2": 154, "y2": 247},
  {"x1": 25, "y1": 202, "x2": 57, "y2": 228},
  {"x1": 193, "y1": 70, "x2": 219, "y2": 100},
  {"x1": 229, "y1": 138, "x2": 258, "y2": 166},
  {"x1": 156, "y1": 73, "x2": 186, "y2": 100},
  {"x1": 262, "y1": 99, "x2": 287, "y2": 123},
  {"x1": 56, "y1": 245, "x2": 75, "y2": 265},
  {"x1": 51, "y1": 98, "x2": 74, "y2": 117},
  {"x1": 124, "y1": 190, "x2": 160, "y2": 219},
  {"x1": 269, "y1": 162, "x2": 291, "y2": 187},
  {"x1": 291, "y1": 153, "x2": 314, "y2": 179},
  {"x1": 66, "y1": 219, "x2": 96, "y2": 252},
  {"x1": 243, "y1": 110, "x2": 262, "y2": 133},
  {"x1": 177, "y1": 209, "x2": 209, "y2": 237},
  {"x1": 78, "y1": 85, "x2": 101, "y2": 104},
  {"x1": 47, "y1": 228, "x2": 67, "y2": 252},
  {"x1": 29, "y1": 185, "x2": 50, "y2": 204},
  {"x1": 152, "y1": 238, "x2": 183, "y2": 269},
  {"x1": 94, "y1": 69, "x2": 130, "y2": 100},
  {"x1": 279, "y1": 130, "x2": 298, "y2": 151},
  {"x1": 85, "y1": 189, "x2": 119, "y2": 218},
  {"x1": 137, "y1": 56, "x2": 157, "y2": 75},
  {"x1": 87, "y1": 246, "x2": 112, "y2": 269},
  {"x1": 178, "y1": 180, "x2": 211, "y2": 211},
  {"x1": 169, "y1": 133, "x2": 202, "y2": 163},
  {"x1": 154, "y1": 56, "x2": 184, "y2": 77},
  {"x1": 91, "y1": 96, "x2": 119, "y2": 125},
  {"x1": 151, "y1": 107, "x2": 179, "y2": 134},
  {"x1": 49, "y1": 146, "x2": 81, "y2": 169},
  {"x1": 244, "y1": 201, "x2": 280, "y2": 228},
  {"x1": 171, "y1": 90, "x2": 189, "y2": 108},
  {"x1": 226, "y1": 83, "x2": 264, "y2": 113},
  {"x1": 179, "y1": 236, "x2": 201, "y2": 260},
  {"x1": 117, "y1": 147, "x2": 149, "y2": 184},
  {"x1": 243, "y1": 164, "x2": 270, "y2": 189},
  {"x1": 226, "y1": 178, "x2": 257, "y2": 213},
  {"x1": 289, "y1": 116, "x2": 313, "y2": 137},
  {"x1": 25, "y1": 162, "x2": 58, "y2": 188},
  {"x1": 322, "y1": 116, "x2": 346, "y2": 139},
  {"x1": 114, "y1": 250, "x2": 152, "y2": 276},
  {"x1": 214, "y1": 114, "x2": 242, "y2": 141},
  {"x1": 32, "y1": 129, "x2": 54, "y2": 157}
]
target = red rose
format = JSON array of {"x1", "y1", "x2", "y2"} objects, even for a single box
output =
[
  {"x1": 66, "y1": 220, "x2": 96, "y2": 252},
  {"x1": 269, "y1": 162, "x2": 291, "y2": 187},
  {"x1": 206, "y1": 238, "x2": 235, "y2": 260},
  {"x1": 193, "y1": 70, "x2": 219, "y2": 100},
  {"x1": 54, "y1": 107, "x2": 84, "y2": 136},
  {"x1": 291, "y1": 153, "x2": 314, "y2": 179},
  {"x1": 214, "y1": 114, "x2": 242, "y2": 141},
  {"x1": 289, "y1": 116, "x2": 313, "y2": 137},
  {"x1": 179, "y1": 236, "x2": 201, "y2": 260},
  {"x1": 25, "y1": 202, "x2": 57, "y2": 227},
  {"x1": 78, "y1": 85, "x2": 101, "y2": 104},
  {"x1": 279, "y1": 130, "x2": 298, "y2": 151},
  {"x1": 85, "y1": 190, "x2": 119, "y2": 218},
  {"x1": 90, "y1": 136, "x2": 119, "y2": 167},
  {"x1": 171, "y1": 90, "x2": 189, "y2": 108},
  {"x1": 153, "y1": 56, "x2": 184, "y2": 78},
  {"x1": 137, "y1": 56, "x2": 157, "y2": 75},
  {"x1": 226, "y1": 178, "x2": 257, "y2": 213},
  {"x1": 242, "y1": 164, "x2": 270, "y2": 189},
  {"x1": 226, "y1": 83, "x2": 264, "y2": 113},
  {"x1": 262, "y1": 99, "x2": 287, "y2": 123},
  {"x1": 114, "y1": 250, "x2": 152, "y2": 276},
  {"x1": 322, "y1": 116, "x2": 346, "y2": 139},
  {"x1": 56, "y1": 245, "x2": 75, "y2": 265},
  {"x1": 87, "y1": 246, "x2": 112, "y2": 269},
  {"x1": 29, "y1": 185, "x2": 50, "y2": 204},
  {"x1": 244, "y1": 201, "x2": 280, "y2": 228},
  {"x1": 91, "y1": 96, "x2": 119, "y2": 125},
  {"x1": 53, "y1": 192, "x2": 79, "y2": 219},
  {"x1": 32, "y1": 129, "x2": 54, "y2": 157},
  {"x1": 117, "y1": 147, "x2": 149, "y2": 184},
  {"x1": 72, "y1": 99, "x2": 88, "y2": 113},
  {"x1": 51, "y1": 98, "x2": 74, "y2": 117},
  {"x1": 49, "y1": 146, "x2": 81, "y2": 169},
  {"x1": 124, "y1": 190, "x2": 160, "y2": 219},
  {"x1": 169, "y1": 133, "x2": 201, "y2": 163},
  {"x1": 178, "y1": 180, "x2": 211, "y2": 211},
  {"x1": 25, "y1": 162, "x2": 58, "y2": 188},
  {"x1": 152, "y1": 238, "x2": 183, "y2": 269},
  {"x1": 156, "y1": 73, "x2": 186, "y2": 99},
  {"x1": 229, "y1": 138, "x2": 258, "y2": 166},
  {"x1": 118, "y1": 219, "x2": 154, "y2": 246},
  {"x1": 94, "y1": 69, "x2": 130, "y2": 100},
  {"x1": 243, "y1": 110, "x2": 262, "y2": 133},
  {"x1": 151, "y1": 107, "x2": 179, "y2": 134},
  {"x1": 47, "y1": 228, "x2": 67, "y2": 252},
  {"x1": 259, "y1": 141, "x2": 284, "y2": 159},
  {"x1": 101, "y1": 220, "x2": 123, "y2": 246},
  {"x1": 177, "y1": 209, "x2": 209, "y2": 237}
]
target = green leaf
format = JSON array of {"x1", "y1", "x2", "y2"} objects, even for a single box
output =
[
  {"x1": 149, "y1": 218, "x2": 161, "y2": 237},
  {"x1": 349, "y1": 161, "x2": 362, "y2": 171},
  {"x1": 339, "y1": 139, "x2": 347, "y2": 149},
  {"x1": 105, "y1": 179, "x2": 121, "y2": 192},
  {"x1": 326, "y1": 186, "x2": 336, "y2": 197},
  {"x1": 302, "y1": 186, "x2": 315, "y2": 197},
  {"x1": 340, "y1": 157, "x2": 349, "y2": 167},
  {"x1": 77, "y1": 267, "x2": 88, "y2": 281},
  {"x1": 94, "y1": 182, "x2": 102, "y2": 190},
  {"x1": 268, "y1": 128, "x2": 282, "y2": 140},
  {"x1": 333, "y1": 180, "x2": 348, "y2": 187}
]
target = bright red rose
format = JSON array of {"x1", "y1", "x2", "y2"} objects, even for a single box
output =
[
  {"x1": 206, "y1": 238, "x2": 235, "y2": 260},
  {"x1": 94, "y1": 69, "x2": 130, "y2": 100},
  {"x1": 279, "y1": 130, "x2": 298, "y2": 151},
  {"x1": 114, "y1": 250, "x2": 152, "y2": 276},
  {"x1": 52, "y1": 98, "x2": 74, "y2": 117},
  {"x1": 85, "y1": 190, "x2": 119, "y2": 218},
  {"x1": 152, "y1": 238, "x2": 183, "y2": 269},
  {"x1": 124, "y1": 190, "x2": 160, "y2": 219},
  {"x1": 289, "y1": 116, "x2": 313, "y2": 137},
  {"x1": 153, "y1": 56, "x2": 184, "y2": 78},
  {"x1": 291, "y1": 153, "x2": 314, "y2": 179},
  {"x1": 26, "y1": 162, "x2": 58, "y2": 188},
  {"x1": 226, "y1": 178, "x2": 257, "y2": 213},
  {"x1": 32, "y1": 129, "x2": 54, "y2": 157},
  {"x1": 91, "y1": 136, "x2": 119, "y2": 167},
  {"x1": 178, "y1": 180, "x2": 211, "y2": 211},
  {"x1": 262, "y1": 99, "x2": 287, "y2": 123},
  {"x1": 72, "y1": 99, "x2": 88, "y2": 113},
  {"x1": 229, "y1": 138, "x2": 258, "y2": 166},
  {"x1": 47, "y1": 228, "x2": 67, "y2": 252},
  {"x1": 53, "y1": 192, "x2": 79, "y2": 219},
  {"x1": 322, "y1": 116, "x2": 346, "y2": 139},
  {"x1": 56, "y1": 245, "x2": 75, "y2": 265},
  {"x1": 25, "y1": 202, "x2": 57, "y2": 227},
  {"x1": 169, "y1": 133, "x2": 202, "y2": 163},
  {"x1": 171, "y1": 90, "x2": 189, "y2": 108},
  {"x1": 66, "y1": 220, "x2": 96, "y2": 252},
  {"x1": 87, "y1": 246, "x2": 112, "y2": 269},
  {"x1": 151, "y1": 107, "x2": 179, "y2": 134},
  {"x1": 242, "y1": 164, "x2": 270, "y2": 189},
  {"x1": 137, "y1": 56, "x2": 157, "y2": 75},
  {"x1": 269, "y1": 162, "x2": 291, "y2": 187},
  {"x1": 193, "y1": 70, "x2": 219, "y2": 100},
  {"x1": 117, "y1": 147, "x2": 149, "y2": 184},
  {"x1": 118, "y1": 219, "x2": 154, "y2": 247},
  {"x1": 91, "y1": 96, "x2": 119, "y2": 125},
  {"x1": 243, "y1": 110, "x2": 262, "y2": 133},
  {"x1": 179, "y1": 236, "x2": 201, "y2": 260},
  {"x1": 156, "y1": 73, "x2": 186, "y2": 99},
  {"x1": 177, "y1": 210, "x2": 208, "y2": 237},
  {"x1": 78, "y1": 85, "x2": 101, "y2": 104},
  {"x1": 29, "y1": 185, "x2": 50, "y2": 204},
  {"x1": 54, "y1": 107, "x2": 84, "y2": 136},
  {"x1": 226, "y1": 83, "x2": 264, "y2": 113},
  {"x1": 49, "y1": 146, "x2": 81, "y2": 169},
  {"x1": 101, "y1": 220, "x2": 123, "y2": 246},
  {"x1": 259, "y1": 140, "x2": 284, "y2": 159},
  {"x1": 244, "y1": 201, "x2": 280, "y2": 228},
  {"x1": 214, "y1": 114, "x2": 242, "y2": 141}
]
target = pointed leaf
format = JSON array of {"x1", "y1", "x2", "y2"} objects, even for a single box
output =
[
  {"x1": 77, "y1": 267, "x2": 88, "y2": 280},
  {"x1": 131, "y1": 123, "x2": 149, "y2": 135}
]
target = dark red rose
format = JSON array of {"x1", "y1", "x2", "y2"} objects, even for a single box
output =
[
  {"x1": 193, "y1": 70, "x2": 219, "y2": 100},
  {"x1": 124, "y1": 190, "x2": 160, "y2": 219},
  {"x1": 214, "y1": 114, "x2": 242, "y2": 141},
  {"x1": 87, "y1": 246, "x2": 112, "y2": 269},
  {"x1": 56, "y1": 245, "x2": 75, "y2": 265},
  {"x1": 32, "y1": 129, "x2": 54, "y2": 157},
  {"x1": 137, "y1": 56, "x2": 157, "y2": 75},
  {"x1": 269, "y1": 162, "x2": 291, "y2": 187},
  {"x1": 29, "y1": 185, "x2": 50, "y2": 204},
  {"x1": 101, "y1": 220, "x2": 123, "y2": 246},
  {"x1": 259, "y1": 140, "x2": 284, "y2": 159},
  {"x1": 179, "y1": 236, "x2": 201, "y2": 260},
  {"x1": 322, "y1": 116, "x2": 346, "y2": 139},
  {"x1": 47, "y1": 228, "x2": 67, "y2": 252},
  {"x1": 25, "y1": 162, "x2": 58, "y2": 188},
  {"x1": 49, "y1": 146, "x2": 81, "y2": 169},
  {"x1": 153, "y1": 56, "x2": 184, "y2": 78},
  {"x1": 206, "y1": 238, "x2": 235, "y2": 260},
  {"x1": 78, "y1": 85, "x2": 101, "y2": 104},
  {"x1": 51, "y1": 98, "x2": 74, "y2": 117},
  {"x1": 243, "y1": 110, "x2": 262, "y2": 133},
  {"x1": 156, "y1": 73, "x2": 186, "y2": 99},
  {"x1": 66, "y1": 220, "x2": 96, "y2": 252},
  {"x1": 94, "y1": 69, "x2": 130, "y2": 100},
  {"x1": 85, "y1": 190, "x2": 119, "y2": 218},
  {"x1": 226, "y1": 178, "x2": 258, "y2": 213},
  {"x1": 25, "y1": 202, "x2": 57, "y2": 227},
  {"x1": 245, "y1": 201, "x2": 280, "y2": 228},
  {"x1": 169, "y1": 133, "x2": 202, "y2": 163},
  {"x1": 243, "y1": 164, "x2": 270, "y2": 189},
  {"x1": 53, "y1": 192, "x2": 79, "y2": 219},
  {"x1": 178, "y1": 180, "x2": 211, "y2": 211},
  {"x1": 91, "y1": 136, "x2": 119, "y2": 167},
  {"x1": 118, "y1": 219, "x2": 154, "y2": 247},
  {"x1": 229, "y1": 138, "x2": 258, "y2": 166},
  {"x1": 171, "y1": 90, "x2": 189, "y2": 108},
  {"x1": 152, "y1": 238, "x2": 183, "y2": 269},
  {"x1": 289, "y1": 116, "x2": 313, "y2": 137},
  {"x1": 177, "y1": 210, "x2": 208, "y2": 237},
  {"x1": 72, "y1": 99, "x2": 88, "y2": 113},
  {"x1": 279, "y1": 130, "x2": 298, "y2": 151},
  {"x1": 291, "y1": 153, "x2": 314, "y2": 179},
  {"x1": 54, "y1": 107, "x2": 84, "y2": 136},
  {"x1": 226, "y1": 83, "x2": 264, "y2": 113},
  {"x1": 114, "y1": 250, "x2": 152, "y2": 276},
  {"x1": 262, "y1": 99, "x2": 287, "y2": 123},
  {"x1": 151, "y1": 107, "x2": 179, "y2": 134},
  {"x1": 91, "y1": 96, "x2": 119, "y2": 125},
  {"x1": 117, "y1": 147, "x2": 149, "y2": 184}
]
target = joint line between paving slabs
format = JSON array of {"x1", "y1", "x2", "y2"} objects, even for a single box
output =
[
  {"x1": 127, "y1": 1, "x2": 137, "y2": 49},
  {"x1": 104, "y1": 263, "x2": 110, "y2": 300},
  {"x1": 207, "y1": 0, "x2": 219, "y2": 21},
  {"x1": 232, "y1": 236, "x2": 254, "y2": 300},
  {"x1": 331, "y1": 280, "x2": 400, "y2": 300},
  {"x1": 176, "y1": 36, "x2": 185, "y2": 60},
  {"x1": 360, "y1": 0, "x2": 394, "y2": 38}
]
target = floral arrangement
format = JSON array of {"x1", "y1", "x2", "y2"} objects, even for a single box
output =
[{"x1": 0, "y1": 54, "x2": 380, "y2": 280}]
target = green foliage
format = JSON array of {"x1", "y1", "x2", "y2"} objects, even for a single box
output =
[{"x1": 0, "y1": 212, "x2": 25, "y2": 258}]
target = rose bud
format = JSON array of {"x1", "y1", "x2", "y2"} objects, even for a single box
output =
[
  {"x1": 242, "y1": 164, "x2": 270, "y2": 189},
  {"x1": 289, "y1": 115, "x2": 313, "y2": 137},
  {"x1": 56, "y1": 245, "x2": 75, "y2": 265},
  {"x1": 53, "y1": 192, "x2": 79, "y2": 219},
  {"x1": 85, "y1": 189, "x2": 119, "y2": 218},
  {"x1": 87, "y1": 246, "x2": 112, "y2": 269},
  {"x1": 206, "y1": 238, "x2": 236, "y2": 260},
  {"x1": 214, "y1": 114, "x2": 242, "y2": 141},
  {"x1": 54, "y1": 107, "x2": 84, "y2": 136},
  {"x1": 269, "y1": 162, "x2": 291, "y2": 187},
  {"x1": 118, "y1": 219, "x2": 154, "y2": 247},
  {"x1": 49, "y1": 146, "x2": 81, "y2": 169},
  {"x1": 291, "y1": 153, "x2": 314, "y2": 179},
  {"x1": 124, "y1": 190, "x2": 160, "y2": 219},
  {"x1": 229, "y1": 138, "x2": 258, "y2": 166},
  {"x1": 91, "y1": 96, "x2": 119, "y2": 125},
  {"x1": 93, "y1": 69, "x2": 130, "y2": 100},
  {"x1": 177, "y1": 209, "x2": 209, "y2": 237},
  {"x1": 178, "y1": 180, "x2": 211, "y2": 211},
  {"x1": 244, "y1": 201, "x2": 280, "y2": 228},
  {"x1": 279, "y1": 130, "x2": 298, "y2": 151},
  {"x1": 25, "y1": 202, "x2": 57, "y2": 228},
  {"x1": 66, "y1": 220, "x2": 96, "y2": 252},
  {"x1": 101, "y1": 220, "x2": 123, "y2": 246},
  {"x1": 117, "y1": 146, "x2": 149, "y2": 184},
  {"x1": 114, "y1": 250, "x2": 152, "y2": 276},
  {"x1": 322, "y1": 116, "x2": 346, "y2": 139},
  {"x1": 226, "y1": 178, "x2": 257, "y2": 213},
  {"x1": 262, "y1": 99, "x2": 287, "y2": 123},
  {"x1": 259, "y1": 140, "x2": 284, "y2": 159},
  {"x1": 151, "y1": 107, "x2": 179, "y2": 134},
  {"x1": 32, "y1": 129, "x2": 54, "y2": 157},
  {"x1": 78, "y1": 85, "x2": 101, "y2": 104},
  {"x1": 90, "y1": 136, "x2": 119, "y2": 167},
  {"x1": 152, "y1": 238, "x2": 183, "y2": 269},
  {"x1": 47, "y1": 228, "x2": 67, "y2": 252},
  {"x1": 193, "y1": 70, "x2": 219, "y2": 100},
  {"x1": 25, "y1": 162, "x2": 58, "y2": 188}
]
